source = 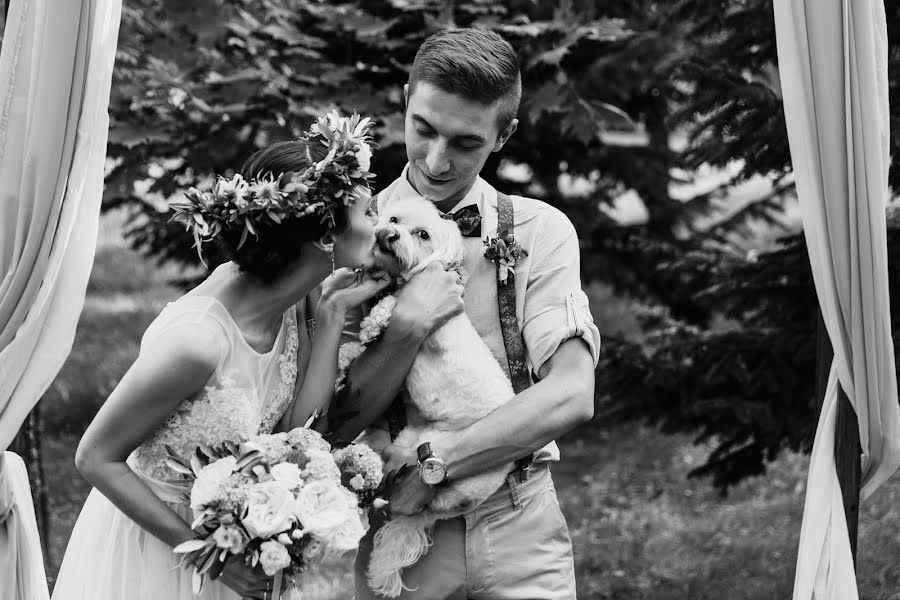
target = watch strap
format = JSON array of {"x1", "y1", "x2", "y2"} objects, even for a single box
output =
[{"x1": 416, "y1": 442, "x2": 432, "y2": 463}]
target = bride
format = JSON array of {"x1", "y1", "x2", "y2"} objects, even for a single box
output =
[{"x1": 52, "y1": 113, "x2": 392, "y2": 600}]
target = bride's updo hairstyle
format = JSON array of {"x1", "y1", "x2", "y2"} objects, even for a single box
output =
[
  {"x1": 212, "y1": 140, "x2": 351, "y2": 284},
  {"x1": 169, "y1": 111, "x2": 375, "y2": 285}
]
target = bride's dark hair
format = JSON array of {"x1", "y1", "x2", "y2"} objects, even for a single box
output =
[{"x1": 213, "y1": 140, "x2": 352, "y2": 284}]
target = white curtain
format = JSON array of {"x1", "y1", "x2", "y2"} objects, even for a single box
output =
[
  {"x1": 0, "y1": 0, "x2": 121, "y2": 446},
  {"x1": 0, "y1": 452, "x2": 49, "y2": 600},
  {"x1": 0, "y1": 0, "x2": 122, "y2": 597},
  {"x1": 773, "y1": 0, "x2": 900, "y2": 598}
]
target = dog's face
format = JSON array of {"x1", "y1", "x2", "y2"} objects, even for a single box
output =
[{"x1": 372, "y1": 195, "x2": 464, "y2": 278}]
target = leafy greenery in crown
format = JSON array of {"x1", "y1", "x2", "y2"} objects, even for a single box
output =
[{"x1": 169, "y1": 111, "x2": 375, "y2": 261}]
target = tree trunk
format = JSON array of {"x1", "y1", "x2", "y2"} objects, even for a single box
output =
[
  {"x1": 815, "y1": 312, "x2": 861, "y2": 565},
  {"x1": 641, "y1": 92, "x2": 679, "y2": 236},
  {"x1": 10, "y1": 404, "x2": 51, "y2": 567}
]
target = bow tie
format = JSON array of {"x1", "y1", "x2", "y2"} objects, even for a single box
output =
[{"x1": 446, "y1": 205, "x2": 482, "y2": 237}]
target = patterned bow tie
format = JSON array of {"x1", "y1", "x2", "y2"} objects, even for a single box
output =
[{"x1": 447, "y1": 204, "x2": 482, "y2": 237}]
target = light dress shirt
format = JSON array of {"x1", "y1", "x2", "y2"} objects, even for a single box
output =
[{"x1": 374, "y1": 165, "x2": 601, "y2": 464}]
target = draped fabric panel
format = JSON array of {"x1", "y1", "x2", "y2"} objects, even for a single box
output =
[
  {"x1": 773, "y1": 0, "x2": 900, "y2": 598},
  {"x1": 0, "y1": 0, "x2": 122, "y2": 597},
  {"x1": 0, "y1": 0, "x2": 122, "y2": 448},
  {"x1": 0, "y1": 452, "x2": 49, "y2": 600}
]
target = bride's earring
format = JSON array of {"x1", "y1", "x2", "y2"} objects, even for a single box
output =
[{"x1": 315, "y1": 235, "x2": 336, "y2": 275}]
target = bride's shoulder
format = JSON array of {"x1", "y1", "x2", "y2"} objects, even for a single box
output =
[{"x1": 140, "y1": 295, "x2": 231, "y2": 360}]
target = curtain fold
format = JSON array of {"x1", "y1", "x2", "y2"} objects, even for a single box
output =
[
  {"x1": 773, "y1": 0, "x2": 900, "y2": 598},
  {"x1": 0, "y1": 0, "x2": 122, "y2": 449},
  {"x1": 0, "y1": 452, "x2": 49, "y2": 600},
  {"x1": 0, "y1": 0, "x2": 123, "y2": 597}
]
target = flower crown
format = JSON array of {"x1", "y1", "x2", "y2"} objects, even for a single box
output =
[{"x1": 169, "y1": 110, "x2": 375, "y2": 261}]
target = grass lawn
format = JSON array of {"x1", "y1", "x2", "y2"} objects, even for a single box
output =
[{"x1": 37, "y1": 213, "x2": 900, "y2": 599}]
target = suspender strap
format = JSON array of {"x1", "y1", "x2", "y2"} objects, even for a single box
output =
[
  {"x1": 495, "y1": 193, "x2": 531, "y2": 395},
  {"x1": 496, "y1": 193, "x2": 535, "y2": 480}
]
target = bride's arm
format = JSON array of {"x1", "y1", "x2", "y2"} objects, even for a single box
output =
[
  {"x1": 286, "y1": 268, "x2": 390, "y2": 431},
  {"x1": 286, "y1": 301, "x2": 348, "y2": 431},
  {"x1": 74, "y1": 327, "x2": 218, "y2": 549}
]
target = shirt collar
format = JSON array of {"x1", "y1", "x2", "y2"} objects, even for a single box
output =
[
  {"x1": 381, "y1": 164, "x2": 499, "y2": 239},
  {"x1": 394, "y1": 164, "x2": 491, "y2": 215}
]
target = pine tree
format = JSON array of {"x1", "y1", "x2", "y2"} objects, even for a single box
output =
[{"x1": 102, "y1": 0, "x2": 900, "y2": 492}]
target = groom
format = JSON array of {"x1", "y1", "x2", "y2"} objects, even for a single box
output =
[{"x1": 335, "y1": 28, "x2": 600, "y2": 599}]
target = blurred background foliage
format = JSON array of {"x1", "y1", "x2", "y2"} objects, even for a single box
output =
[
  {"x1": 2, "y1": 0, "x2": 899, "y2": 595},
  {"x1": 102, "y1": 0, "x2": 900, "y2": 494}
]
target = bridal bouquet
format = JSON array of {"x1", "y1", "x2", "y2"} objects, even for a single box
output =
[{"x1": 165, "y1": 426, "x2": 383, "y2": 594}]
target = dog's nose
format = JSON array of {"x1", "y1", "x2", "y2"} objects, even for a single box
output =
[{"x1": 376, "y1": 227, "x2": 399, "y2": 252}]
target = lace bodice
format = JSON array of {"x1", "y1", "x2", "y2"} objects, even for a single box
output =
[{"x1": 128, "y1": 296, "x2": 300, "y2": 481}]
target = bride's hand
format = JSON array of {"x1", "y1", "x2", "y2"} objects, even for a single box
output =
[
  {"x1": 217, "y1": 554, "x2": 272, "y2": 600},
  {"x1": 319, "y1": 267, "x2": 391, "y2": 316}
]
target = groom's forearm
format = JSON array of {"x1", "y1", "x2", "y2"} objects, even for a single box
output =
[
  {"x1": 329, "y1": 320, "x2": 427, "y2": 442},
  {"x1": 430, "y1": 338, "x2": 595, "y2": 480}
]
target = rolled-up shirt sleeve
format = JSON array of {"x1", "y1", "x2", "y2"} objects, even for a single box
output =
[{"x1": 522, "y1": 209, "x2": 601, "y2": 375}]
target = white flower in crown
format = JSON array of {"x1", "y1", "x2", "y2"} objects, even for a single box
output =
[
  {"x1": 355, "y1": 141, "x2": 373, "y2": 173},
  {"x1": 214, "y1": 174, "x2": 250, "y2": 206},
  {"x1": 253, "y1": 175, "x2": 283, "y2": 206}
]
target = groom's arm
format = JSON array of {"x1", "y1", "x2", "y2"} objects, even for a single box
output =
[
  {"x1": 328, "y1": 263, "x2": 465, "y2": 442},
  {"x1": 430, "y1": 338, "x2": 594, "y2": 478},
  {"x1": 383, "y1": 339, "x2": 594, "y2": 515}
]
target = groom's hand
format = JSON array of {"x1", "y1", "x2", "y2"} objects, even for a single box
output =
[
  {"x1": 383, "y1": 466, "x2": 436, "y2": 517},
  {"x1": 392, "y1": 262, "x2": 465, "y2": 340},
  {"x1": 382, "y1": 443, "x2": 417, "y2": 474}
]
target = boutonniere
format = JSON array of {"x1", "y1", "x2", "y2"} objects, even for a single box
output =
[{"x1": 483, "y1": 231, "x2": 528, "y2": 285}]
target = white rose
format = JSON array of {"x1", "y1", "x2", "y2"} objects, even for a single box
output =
[
  {"x1": 270, "y1": 462, "x2": 303, "y2": 491},
  {"x1": 258, "y1": 540, "x2": 291, "y2": 576},
  {"x1": 354, "y1": 142, "x2": 372, "y2": 172},
  {"x1": 241, "y1": 481, "x2": 296, "y2": 539},
  {"x1": 190, "y1": 456, "x2": 237, "y2": 509},
  {"x1": 321, "y1": 513, "x2": 366, "y2": 556},
  {"x1": 293, "y1": 480, "x2": 353, "y2": 539}
]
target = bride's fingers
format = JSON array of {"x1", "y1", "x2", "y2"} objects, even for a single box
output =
[
  {"x1": 357, "y1": 275, "x2": 392, "y2": 295},
  {"x1": 369, "y1": 268, "x2": 391, "y2": 283},
  {"x1": 329, "y1": 267, "x2": 358, "y2": 284},
  {"x1": 323, "y1": 268, "x2": 360, "y2": 292}
]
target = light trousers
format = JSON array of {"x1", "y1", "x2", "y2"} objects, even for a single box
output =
[{"x1": 354, "y1": 463, "x2": 577, "y2": 599}]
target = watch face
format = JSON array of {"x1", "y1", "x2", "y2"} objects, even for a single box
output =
[{"x1": 420, "y1": 458, "x2": 447, "y2": 485}]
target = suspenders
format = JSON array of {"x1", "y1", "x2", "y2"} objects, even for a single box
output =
[
  {"x1": 384, "y1": 191, "x2": 535, "y2": 480},
  {"x1": 496, "y1": 192, "x2": 535, "y2": 482}
]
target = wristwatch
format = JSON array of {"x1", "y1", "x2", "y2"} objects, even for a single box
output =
[{"x1": 417, "y1": 442, "x2": 449, "y2": 487}]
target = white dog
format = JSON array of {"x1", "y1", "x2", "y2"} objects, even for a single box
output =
[{"x1": 364, "y1": 194, "x2": 517, "y2": 597}]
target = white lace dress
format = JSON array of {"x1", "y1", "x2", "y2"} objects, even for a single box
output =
[{"x1": 51, "y1": 295, "x2": 302, "y2": 600}]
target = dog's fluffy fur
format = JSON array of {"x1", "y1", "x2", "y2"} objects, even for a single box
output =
[{"x1": 365, "y1": 195, "x2": 517, "y2": 597}]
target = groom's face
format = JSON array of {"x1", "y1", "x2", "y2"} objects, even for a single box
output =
[{"x1": 405, "y1": 82, "x2": 517, "y2": 209}]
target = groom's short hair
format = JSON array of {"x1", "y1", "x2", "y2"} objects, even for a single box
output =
[{"x1": 408, "y1": 28, "x2": 521, "y2": 132}]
